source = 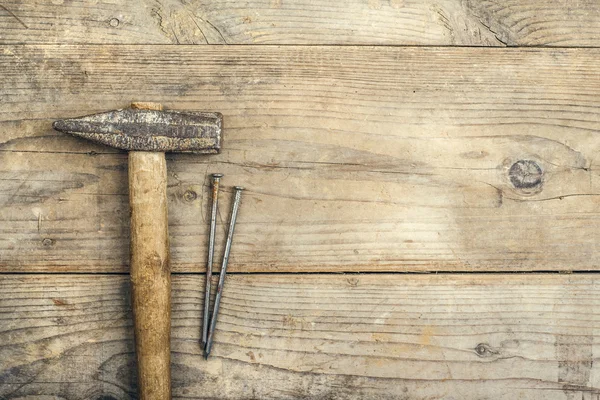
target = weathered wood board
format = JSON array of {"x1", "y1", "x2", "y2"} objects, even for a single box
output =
[
  {"x1": 3, "y1": 0, "x2": 599, "y2": 397},
  {"x1": 2, "y1": 45, "x2": 600, "y2": 273},
  {"x1": 1, "y1": 0, "x2": 599, "y2": 46},
  {"x1": 1, "y1": 273, "x2": 599, "y2": 399}
]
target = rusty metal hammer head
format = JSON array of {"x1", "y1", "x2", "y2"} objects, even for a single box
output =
[{"x1": 52, "y1": 104, "x2": 222, "y2": 153}]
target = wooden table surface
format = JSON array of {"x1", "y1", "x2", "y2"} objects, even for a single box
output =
[{"x1": 2, "y1": 1, "x2": 600, "y2": 399}]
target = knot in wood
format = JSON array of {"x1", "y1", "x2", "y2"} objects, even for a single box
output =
[
  {"x1": 508, "y1": 160, "x2": 543, "y2": 189},
  {"x1": 474, "y1": 343, "x2": 497, "y2": 358},
  {"x1": 183, "y1": 190, "x2": 197, "y2": 202}
]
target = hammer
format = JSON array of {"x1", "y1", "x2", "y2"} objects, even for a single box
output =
[{"x1": 53, "y1": 102, "x2": 222, "y2": 399}]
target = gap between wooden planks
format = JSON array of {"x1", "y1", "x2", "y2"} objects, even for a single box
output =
[
  {"x1": 0, "y1": 273, "x2": 599, "y2": 399},
  {"x1": 1, "y1": 45, "x2": 600, "y2": 273},
  {"x1": 0, "y1": 0, "x2": 599, "y2": 46}
]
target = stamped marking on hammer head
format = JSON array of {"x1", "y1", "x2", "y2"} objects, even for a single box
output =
[{"x1": 53, "y1": 107, "x2": 222, "y2": 153}]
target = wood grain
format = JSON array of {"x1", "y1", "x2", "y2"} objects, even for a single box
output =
[
  {"x1": 1, "y1": 273, "x2": 599, "y2": 399},
  {"x1": 1, "y1": 0, "x2": 599, "y2": 46},
  {"x1": 2, "y1": 45, "x2": 600, "y2": 273},
  {"x1": 129, "y1": 151, "x2": 172, "y2": 400}
]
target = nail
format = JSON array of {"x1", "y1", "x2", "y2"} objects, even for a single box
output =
[
  {"x1": 205, "y1": 186, "x2": 244, "y2": 358},
  {"x1": 202, "y1": 174, "x2": 223, "y2": 348}
]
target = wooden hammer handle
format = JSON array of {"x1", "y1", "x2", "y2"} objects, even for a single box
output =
[{"x1": 129, "y1": 150, "x2": 171, "y2": 400}]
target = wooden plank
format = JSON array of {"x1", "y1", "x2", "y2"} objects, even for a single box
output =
[
  {"x1": 1, "y1": 273, "x2": 599, "y2": 399},
  {"x1": 2, "y1": 45, "x2": 600, "y2": 273},
  {"x1": 1, "y1": 0, "x2": 599, "y2": 46}
]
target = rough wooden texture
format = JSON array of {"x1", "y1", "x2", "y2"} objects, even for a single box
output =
[
  {"x1": 128, "y1": 102, "x2": 171, "y2": 400},
  {"x1": 129, "y1": 151, "x2": 171, "y2": 400},
  {"x1": 1, "y1": 0, "x2": 600, "y2": 46},
  {"x1": 1, "y1": 273, "x2": 600, "y2": 399},
  {"x1": 2, "y1": 45, "x2": 600, "y2": 273}
]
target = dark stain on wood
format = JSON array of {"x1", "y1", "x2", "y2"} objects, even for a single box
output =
[
  {"x1": 556, "y1": 334, "x2": 595, "y2": 398},
  {"x1": 0, "y1": 170, "x2": 99, "y2": 206},
  {"x1": 51, "y1": 298, "x2": 69, "y2": 307}
]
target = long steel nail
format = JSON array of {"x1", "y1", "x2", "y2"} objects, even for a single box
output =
[
  {"x1": 202, "y1": 173, "x2": 222, "y2": 348},
  {"x1": 205, "y1": 186, "x2": 244, "y2": 359}
]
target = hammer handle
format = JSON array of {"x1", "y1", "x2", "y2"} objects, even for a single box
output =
[{"x1": 129, "y1": 151, "x2": 171, "y2": 400}]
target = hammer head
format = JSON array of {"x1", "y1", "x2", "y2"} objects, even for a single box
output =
[{"x1": 53, "y1": 108, "x2": 222, "y2": 153}]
